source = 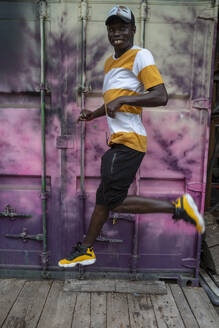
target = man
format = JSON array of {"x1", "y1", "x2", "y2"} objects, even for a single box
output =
[{"x1": 58, "y1": 5, "x2": 205, "y2": 268}]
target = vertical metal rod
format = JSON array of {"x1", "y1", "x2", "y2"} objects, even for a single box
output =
[
  {"x1": 140, "y1": 0, "x2": 148, "y2": 48},
  {"x1": 80, "y1": 15, "x2": 86, "y2": 236},
  {"x1": 80, "y1": 7, "x2": 86, "y2": 197},
  {"x1": 131, "y1": 1, "x2": 148, "y2": 275},
  {"x1": 79, "y1": 1, "x2": 88, "y2": 276},
  {"x1": 80, "y1": 0, "x2": 87, "y2": 225},
  {"x1": 202, "y1": 18, "x2": 218, "y2": 214},
  {"x1": 195, "y1": 16, "x2": 218, "y2": 280},
  {"x1": 131, "y1": 171, "x2": 141, "y2": 274},
  {"x1": 39, "y1": 0, "x2": 48, "y2": 271}
]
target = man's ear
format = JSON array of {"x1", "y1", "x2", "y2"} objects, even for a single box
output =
[{"x1": 132, "y1": 25, "x2": 136, "y2": 35}]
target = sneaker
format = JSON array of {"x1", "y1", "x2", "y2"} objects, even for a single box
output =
[
  {"x1": 173, "y1": 193, "x2": 205, "y2": 234},
  {"x1": 58, "y1": 242, "x2": 96, "y2": 268}
]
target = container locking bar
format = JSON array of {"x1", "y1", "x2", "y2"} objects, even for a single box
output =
[
  {"x1": 0, "y1": 205, "x2": 32, "y2": 220},
  {"x1": 96, "y1": 232, "x2": 123, "y2": 243},
  {"x1": 5, "y1": 228, "x2": 43, "y2": 242}
]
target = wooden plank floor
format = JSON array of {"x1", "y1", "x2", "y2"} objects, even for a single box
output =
[{"x1": 0, "y1": 279, "x2": 218, "y2": 328}]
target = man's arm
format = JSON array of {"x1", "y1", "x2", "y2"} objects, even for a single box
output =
[
  {"x1": 77, "y1": 104, "x2": 106, "y2": 122},
  {"x1": 106, "y1": 84, "x2": 168, "y2": 118}
]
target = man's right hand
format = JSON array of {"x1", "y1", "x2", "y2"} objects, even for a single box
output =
[{"x1": 77, "y1": 110, "x2": 94, "y2": 122}]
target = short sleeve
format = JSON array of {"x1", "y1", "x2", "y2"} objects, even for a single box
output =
[{"x1": 133, "y1": 49, "x2": 163, "y2": 90}]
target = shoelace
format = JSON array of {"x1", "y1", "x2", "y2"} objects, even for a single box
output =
[{"x1": 66, "y1": 243, "x2": 84, "y2": 260}]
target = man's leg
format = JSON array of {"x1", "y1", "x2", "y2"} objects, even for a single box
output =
[
  {"x1": 82, "y1": 197, "x2": 173, "y2": 247},
  {"x1": 82, "y1": 204, "x2": 109, "y2": 247},
  {"x1": 81, "y1": 192, "x2": 204, "y2": 250},
  {"x1": 81, "y1": 192, "x2": 205, "y2": 250},
  {"x1": 112, "y1": 194, "x2": 205, "y2": 234},
  {"x1": 113, "y1": 195, "x2": 174, "y2": 214},
  {"x1": 81, "y1": 196, "x2": 174, "y2": 248},
  {"x1": 58, "y1": 204, "x2": 108, "y2": 267},
  {"x1": 58, "y1": 193, "x2": 204, "y2": 267}
]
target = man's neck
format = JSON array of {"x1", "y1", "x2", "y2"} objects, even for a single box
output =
[{"x1": 114, "y1": 44, "x2": 133, "y2": 58}]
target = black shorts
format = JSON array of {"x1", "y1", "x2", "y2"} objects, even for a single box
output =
[{"x1": 96, "y1": 144, "x2": 145, "y2": 210}]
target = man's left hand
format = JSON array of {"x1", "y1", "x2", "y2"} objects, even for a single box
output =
[{"x1": 105, "y1": 97, "x2": 124, "y2": 118}]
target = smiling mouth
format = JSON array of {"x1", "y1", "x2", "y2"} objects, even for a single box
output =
[{"x1": 113, "y1": 40, "x2": 123, "y2": 45}]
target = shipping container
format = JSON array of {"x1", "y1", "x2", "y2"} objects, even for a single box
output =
[{"x1": 0, "y1": 0, "x2": 218, "y2": 284}]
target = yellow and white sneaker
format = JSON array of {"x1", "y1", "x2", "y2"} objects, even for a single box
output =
[
  {"x1": 173, "y1": 193, "x2": 205, "y2": 234},
  {"x1": 58, "y1": 242, "x2": 96, "y2": 268}
]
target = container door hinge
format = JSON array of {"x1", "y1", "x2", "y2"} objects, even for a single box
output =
[
  {"x1": 77, "y1": 84, "x2": 92, "y2": 95},
  {"x1": 40, "y1": 191, "x2": 49, "y2": 200},
  {"x1": 197, "y1": 5, "x2": 217, "y2": 20},
  {"x1": 5, "y1": 228, "x2": 43, "y2": 242},
  {"x1": 80, "y1": 0, "x2": 88, "y2": 20},
  {"x1": 0, "y1": 204, "x2": 32, "y2": 220},
  {"x1": 192, "y1": 98, "x2": 210, "y2": 110},
  {"x1": 39, "y1": 0, "x2": 47, "y2": 16},
  {"x1": 186, "y1": 182, "x2": 205, "y2": 193},
  {"x1": 181, "y1": 257, "x2": 198, "y2": 269}
]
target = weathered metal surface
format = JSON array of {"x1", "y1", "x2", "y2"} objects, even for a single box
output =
[{"x1": 0, "y1": 0, "x2": 217, "y2": 278}]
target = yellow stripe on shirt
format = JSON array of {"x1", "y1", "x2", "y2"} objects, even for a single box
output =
[
  {"x1": 138, "y1": 65, "x2": 163, "y2": 90},
  {"x1": 104, "y1": 49, "x2": 141, "y2": 74},
  {"x1": 104, "y1": 89, "x2": 142, "y2": 114},
  {"x1": 109, "y1": 132, "x2": 147, "y2": 153}
]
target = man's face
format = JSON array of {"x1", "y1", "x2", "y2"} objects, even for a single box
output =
[{"x1": 107, "y1": 19, "x2": 136, "y2": 52}]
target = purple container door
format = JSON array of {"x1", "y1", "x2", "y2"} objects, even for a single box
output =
[
  {"x1": 0, "y1": 2, "x2": 44, "y2": 269},
  {"x1": 0, "y1": 2, "x2": 62, "y2": 270}
]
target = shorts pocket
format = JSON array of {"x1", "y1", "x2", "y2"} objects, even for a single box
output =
[{"x1": 110, "y1": 152, "x2": 117, "y2": 175}]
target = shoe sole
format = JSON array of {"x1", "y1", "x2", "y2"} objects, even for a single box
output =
[
  {"x1": 185, "y1": 193, "x2": 205, "y2": 234},
  {"x1": 58, "y1": 258, "x2": 96, "y2": 268}
]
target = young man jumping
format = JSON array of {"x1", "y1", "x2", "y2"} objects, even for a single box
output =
[{"x1": 58, "y1": 5, "x2": 205, "y2": 268}]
